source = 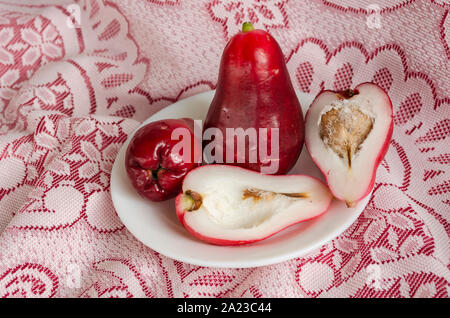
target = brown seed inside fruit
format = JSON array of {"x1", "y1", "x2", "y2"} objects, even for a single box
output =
[
  {"x1": 319, "y1": 104, "x2": 373, "y2": 169},
  {"x1": 184, "y1": 190, "x2": 203, "y2": 211},
  {"x1": 243, "y1": 188, "x2": 308, "y2": 202}
]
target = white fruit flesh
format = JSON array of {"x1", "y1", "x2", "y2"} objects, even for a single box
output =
[
  {"x1": 305, "y1": 83, "x2": 392, "y2": 206},
  {"x1": 179, "y1": 165, "x2": 332, "y2": 242}
]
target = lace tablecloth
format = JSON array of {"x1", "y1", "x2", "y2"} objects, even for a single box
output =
[{"x1": 0, "y1": 0, "x2": 448, "y2": 297}]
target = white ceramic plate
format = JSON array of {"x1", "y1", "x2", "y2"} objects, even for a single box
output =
[{"x1": 110, "y1": 90, "x2": 370, "y2": 268}]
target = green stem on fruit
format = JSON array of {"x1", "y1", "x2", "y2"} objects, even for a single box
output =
[{"x1": 242, "y1": 22, "x2": 255, "y2": 33}]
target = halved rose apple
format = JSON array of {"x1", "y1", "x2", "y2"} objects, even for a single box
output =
[
  {"x1": 305, "y1": 82, "x2": 393, "y2": 208},
  {"x1": 175, "y1": 165, "x2": 333, "y2": 245}
]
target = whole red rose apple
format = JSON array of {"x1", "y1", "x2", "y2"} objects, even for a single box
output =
[
  {"x1": 125, "y1": 118, "x2": 201, "y2": 202},
  {"x1": 203, "y1": 22, "x2": 304, "y2": 175}
]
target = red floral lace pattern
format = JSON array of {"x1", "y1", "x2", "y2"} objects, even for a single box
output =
[{"x1": 0, "y1": 0, "x2": 448, "y2": 298}]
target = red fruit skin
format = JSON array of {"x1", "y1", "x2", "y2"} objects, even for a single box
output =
[
  {"x1": 175, "y1": 165, "x2": 332, "y2": 246},
  {"x1": 125, "y1": 118, "x2": 200, "y2": 202},
  {"x1": 203, "y1": 28, "x2": 304, "y2": 175},
  {"x1": 305, "y1": 82, "x2": 394, "y2": 205}
]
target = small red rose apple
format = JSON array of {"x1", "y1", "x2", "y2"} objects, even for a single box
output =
[{"x1": 125, "y1": 118, "x2": 201, "y2": 202}]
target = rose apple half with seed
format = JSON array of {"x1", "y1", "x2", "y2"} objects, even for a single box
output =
[
  {"x1": 305, "y1": 82, "x2": 393, "y2": 208},
  {"x1": 125, "y1": 118, "x2": 201, "y2": 202},
  {"x1": 175, "y1": 165, "x2": 333, "y2": 245}
]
